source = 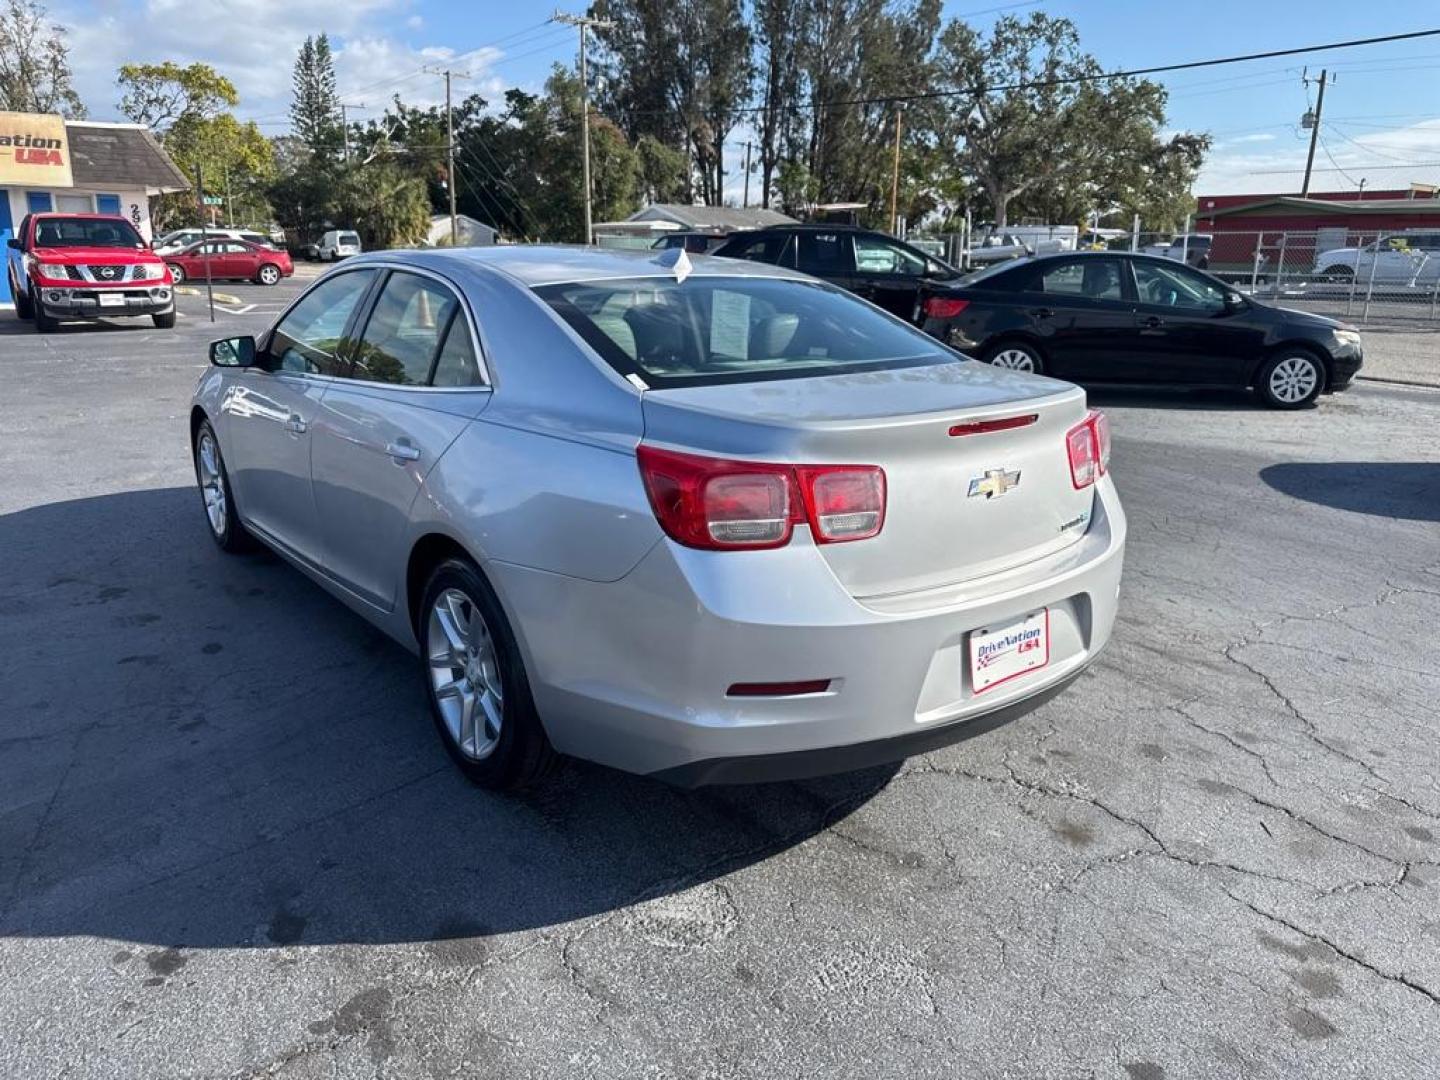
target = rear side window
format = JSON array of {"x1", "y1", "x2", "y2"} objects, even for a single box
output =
[
  {"x1": 537, "y1": 275, "x2": 954, "y2": 388},
  {"x1": 1035, "y1": 259, "x2": 1123, "y2": 300},
  {"x1": 268, "y1": 270, "x2": 376, "y2": 376},
  {"x1": 796, "y1": 232, "x2": 852, "y2": 275},
  {"x1": 349, "y1": 271, "x2": 460, "y2": 385},
  {"x1": 431, "y1": 319, "x2": 484, "y2": 387}
]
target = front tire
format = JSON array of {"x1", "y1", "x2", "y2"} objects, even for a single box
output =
[
  {"x1": 983, "y1": 340, "x2": 1045, "y2": 375},
  {"x1": 419, "y1": 559, "x2": 556, "y2": 790},
  {"x1": 34, "y1": 301, "x2": 58, "y2": 333},
  {"x1": 1256, "y1": 350, "x2": 1325, "y2": 409},
  {"x1": 193, "y1": 420, "x2": 254, "y2": 552},
  {"x1": 152, "y1": 311, "x2": 176, "y2": 329}
]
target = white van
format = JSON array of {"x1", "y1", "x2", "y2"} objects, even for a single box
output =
[{"x1": 310, "y1": 230, "x2": 362, "y2": 261}]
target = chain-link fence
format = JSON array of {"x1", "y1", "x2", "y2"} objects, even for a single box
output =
[{"x1": 912, "y1": 227, "x2": 1440, "y2": 328}]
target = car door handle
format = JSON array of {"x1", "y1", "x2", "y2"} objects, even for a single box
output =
[
  {"x1": 284, "y1": 414, "x2": 307, "y2": 434},
  {"x1": 385, "y1": 440, "x2": 421, "y2": 463},
  {"x1": 1139, "y1": 315, "x2": 1164, "y2": 328},
  {"x1": 1031, "y1": 307, "x2": 1054, "y2": 318}
]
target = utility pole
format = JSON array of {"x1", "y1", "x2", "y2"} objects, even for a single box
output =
[
  {"x1": 1300, "y1": 69, "x2": 1329, "y2": 198},
  {"x1": 339, "y1": 103, "x2": 365, "y2": 164},
  {"x1": 742, "y1": 141, "x2": 752, "y2": 208},
  {"x1": 889, "y1": 104, "x2": 905, "y2": 236},
  {"x1": 423, "y1": 69, "x2": 469, "y2": 246},
  {"x1": 553, "y1": 10, "x2": 614, "y2": 244}
]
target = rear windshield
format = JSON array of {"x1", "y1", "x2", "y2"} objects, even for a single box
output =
[
  {"x1": 338, "y1": 232, "x2": 360, "y2": 245},
  {"x1": 33, "y1": 217, "x2": 145, "y2": 249},
  {"x1": 536, "y1": 276, "x2": 957, "y2": 387}
]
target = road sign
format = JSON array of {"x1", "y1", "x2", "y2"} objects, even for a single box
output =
[{"x1": 201, "y1": 196, "x2": 223, "y2": 206}]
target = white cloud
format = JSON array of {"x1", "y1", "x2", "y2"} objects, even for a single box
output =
[
  {"x1": 1196, "y1": 118, "x2": 1440, "y2": 195},
  {"x1": 1231, "y1": 133, "x2": 1276, "y2": 144},
  {"x1": 53, "y1": 0, "x2": 515, "y2": 130}
]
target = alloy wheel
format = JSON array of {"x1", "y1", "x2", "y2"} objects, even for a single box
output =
[
  {"x1": 196, "y1": 430, "x2": 227, "y2": 536},
  {"x1": 427, "y1": 588, "x2": 504, "y2": 761},
  {"x1": 259, "y1": 265, "x2": 280, "y2": 285},
  {"x1": 1268, "y1": 356, "x2": 1319, "y2": 404},
  {"x1": 990, "y1": 347, "x2": 1037, "y2": 372}
]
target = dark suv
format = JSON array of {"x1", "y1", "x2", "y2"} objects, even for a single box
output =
[{"x1": 712, "y1": 225, "x2": 960, "y2": 321}]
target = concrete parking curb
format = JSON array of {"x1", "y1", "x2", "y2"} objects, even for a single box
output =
[
  {"x1": 1357, "y1": 374, "x2": 1440, "y2": 391},
  {"x1": 176, "y1": 285, "x2": 243, "y2": 305}
]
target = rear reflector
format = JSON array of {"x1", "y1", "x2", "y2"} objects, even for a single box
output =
[
  {"x1": 727, "y1": 679, "x2": 832, "y2": 697},
  {"x1": 1066, "y1": 410, "x2": 1110, "y2": 489},
  {"x1": 948, "y1": 413, "x2": 1038, "y2": 438},
  {"x1": 923, "y1": 296, "x2": 970, "y2": 319}
]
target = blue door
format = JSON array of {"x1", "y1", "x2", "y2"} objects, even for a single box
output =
[{"x1": 0, "y1": 192, "x2": 14, "y2": 304}]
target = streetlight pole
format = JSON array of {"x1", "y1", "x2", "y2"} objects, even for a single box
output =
[{"x1": 553, "y1": 10, "x2": 614, "y2": 244}]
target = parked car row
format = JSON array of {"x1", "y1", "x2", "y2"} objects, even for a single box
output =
[{"x1": 164, "y1": 240, "x2": 294, "y2": 286}]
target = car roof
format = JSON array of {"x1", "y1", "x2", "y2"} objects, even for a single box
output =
[{"x1": 369, "y1": 244, "x2": 811, "y2": 287}]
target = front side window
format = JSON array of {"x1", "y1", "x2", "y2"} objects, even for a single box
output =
[
  {"x1": 852, "y1": 235, "x2": 927, "y2": 277},
  {"x1": 1133, "y1": 261, "x2": 1226, "y2": 313},
  {"x1": 1036, "y1": 259, "x2": 1124, "y2": 300},
  {"x1": 268, "y1": 270, "x2": 376, "y2": 375},
  {"x1": 725, "y1": 233, "x2": 787, "y2": 264},
  {"x1": 32, "y1": 216, "x2": 145, "y2": 249},
  {"x1": 348, "y1": 271, "x2": 460, "y2": 385},
  {"x1": 538, "y1": 276, "x2": 955, "y2": 388}
]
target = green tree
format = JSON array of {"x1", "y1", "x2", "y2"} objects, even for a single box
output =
[
  {"x1": 932, "y1": 12, "x2": 1208, "y2": 230},
  {"x1": 752, "y1": 0, "x2": 808, "y2": 209},
  {"x1": 0, "y1": 0, "x2": 84, "y2": 116},
  {"x1": 635, "y1": 134, "x2": 689, "y2": 204},
  {"x1": 117, "y1": 61, "x2": 236, "y2": 130},
  {"x1": 291, "y1": 33, "x2": 341, "y2": 157}
]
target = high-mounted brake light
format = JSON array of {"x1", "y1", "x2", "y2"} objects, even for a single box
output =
[
  {"x1": 1066, "y1": 410, "x2": 1110, "y2": 489},
  {"x1": 636, "y1": 446, "x2": 885, "y2": 551},
  {"x1": 923, "y1": 296, "x2": 970, "y2": 319},
  {"x1": 949, "y1": 413, "x2": 1038, "y2": 437}
]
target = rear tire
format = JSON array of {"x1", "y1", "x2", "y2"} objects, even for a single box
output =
[
  {"x1": 1256, "y1": 349, "x2": 1325, "y2": 409},
  {"x1": 1322, "y1": 264, "x2": 1353, "y2": 282},
  {"x1": 167, "y1": 263, "x2": 185, "y2": 284},
  {"x1": 983, "y1": 340, "x2": 1045, "y2": 375},
  {"x1": 419, "y1": 558, "x2": 557, "y2": 790},
  {"x1": 152, "y1": 311, "x2": 176, "y2": 329},
  {"x1": 256, "y1": 264, "x2": 281, "y2": 286}
]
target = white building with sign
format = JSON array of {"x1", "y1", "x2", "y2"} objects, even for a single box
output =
[{"x1": 1, "y1": 112, "x2": 188, "y2": 304}]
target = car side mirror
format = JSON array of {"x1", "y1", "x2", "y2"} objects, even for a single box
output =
[
  {"x1": 1224, "y1": 292, "x2": 1246, "y2": 311},
  {"x1": 6, "y1": 237, "x2": 19, "y2": 250},
  {"x1": 210, "y1": 335, "x2": 256, "y2": 368}
]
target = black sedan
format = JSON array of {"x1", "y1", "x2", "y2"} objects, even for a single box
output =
[{"x1": 919, "y1": 252, "x2": 1364, "y2": 409}]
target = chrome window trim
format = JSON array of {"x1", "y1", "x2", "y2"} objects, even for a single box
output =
[{"x1": 259, "y1": 260, "x2": 494, "y2": 393}]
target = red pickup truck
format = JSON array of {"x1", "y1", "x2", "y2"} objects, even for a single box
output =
[{"x1": 5, "y1": 212, "x2": 175, "y2": 332}]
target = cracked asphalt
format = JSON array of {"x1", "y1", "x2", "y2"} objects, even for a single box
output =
[{"x1": 1, "y1": 285, "x2": 1438, "y2": 1079}]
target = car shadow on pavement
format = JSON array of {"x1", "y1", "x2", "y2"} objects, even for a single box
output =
[
  {"x1": 1260, "y1": 461, "x2": 1440, "y2": 522},
  {"x1": 0, "y1": 487, "x2": 894, "y2": 951}
]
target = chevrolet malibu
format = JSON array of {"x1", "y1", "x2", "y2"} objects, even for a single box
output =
[{"x1": 190, "y1": 247, "x2": 1126, "y2": 789}]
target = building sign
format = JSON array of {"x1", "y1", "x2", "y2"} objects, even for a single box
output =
[{"x1": 0, "y1": 111, "x2": 73, "y2": 188}]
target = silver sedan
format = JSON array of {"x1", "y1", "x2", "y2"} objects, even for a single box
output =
[{"x1": 190, "y1": 247, "x2": 1126, "y2": 788}]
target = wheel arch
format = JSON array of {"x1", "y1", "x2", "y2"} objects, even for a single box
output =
[
  {"x1": 189, "y1": 404, "x2": 210, "y2": 446},
  {"x1": 980, "y1": 333, "x2": 1049, "y2": 366},
  {"x1": 405, "y1": 532, "x2": 489, "y2": 641}
]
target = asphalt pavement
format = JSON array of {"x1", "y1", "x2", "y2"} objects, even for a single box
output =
[{"x1": 1, "y1": 280, "x2": 1438, "y2": 1079}]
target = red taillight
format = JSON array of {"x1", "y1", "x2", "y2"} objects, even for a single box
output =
[
  {"x1": 636, "y1": 446, "x2": 885, "y2": 551},
  {"x1": 1066, "y1": 410, "x2": 1110, "y2": 489},
  {"x1": 923, "y1": 296, "x2": 970, "y2": 319}
]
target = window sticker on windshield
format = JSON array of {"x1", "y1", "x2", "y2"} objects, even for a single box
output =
[{"x1": 710, "y1": 290, "x2": 752, "y2": 359}]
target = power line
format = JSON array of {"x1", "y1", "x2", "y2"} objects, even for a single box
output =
[{"x1": 637, "y1": 27, "x2": 1440, "y2": 117}]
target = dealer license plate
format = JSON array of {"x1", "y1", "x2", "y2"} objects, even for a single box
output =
[
  {"x1": 98, "y1": 293, "x2": 125, "y2": 308},
  {"x1": 969, "y1": 609, "x2": 1050, "y2": 694}
]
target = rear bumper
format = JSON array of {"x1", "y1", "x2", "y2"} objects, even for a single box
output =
[
  {"x1": 36, "y1": 286, "x2": 173, "y2": 318},
  {"x1": 488, "y1": 477, "x2": 1127, "y2": 784}
]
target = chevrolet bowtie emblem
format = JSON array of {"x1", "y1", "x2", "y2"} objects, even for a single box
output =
[{"x1": 968, "y1": 468, "x2": 1022, "y2": 499}]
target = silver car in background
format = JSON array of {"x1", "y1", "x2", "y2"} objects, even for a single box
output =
[{"x1": 190, "y1": 247, "x2": 1126, "y2": 788}]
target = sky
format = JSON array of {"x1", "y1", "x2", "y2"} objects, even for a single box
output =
[{"x1": 52, "y1": 0, "x2": 1440, "y2": 204}]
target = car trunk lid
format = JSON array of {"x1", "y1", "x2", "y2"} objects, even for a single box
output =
[{"x1": 640, "y1": 361, "x2": 1095, "y2": 599}]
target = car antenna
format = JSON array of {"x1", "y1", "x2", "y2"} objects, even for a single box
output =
[{"x1": 653, "y1": 246, "x2": 693, "y2": 283}]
